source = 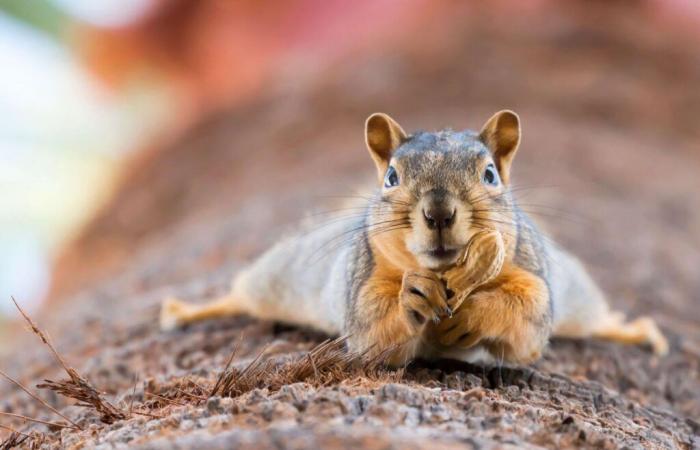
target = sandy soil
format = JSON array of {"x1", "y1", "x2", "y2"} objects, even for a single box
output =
[{"x1": 1, "y1": 3, "x2": 699, "y2": 449}]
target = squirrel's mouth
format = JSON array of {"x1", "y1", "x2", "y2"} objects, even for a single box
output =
[
  {"x1": 425, "y1": 246, "x2": 460, "y2": 261},
  {"x1": 408, "y1": 239, "x2": 464, "y2": 271},
  {"x1": 425, "y1": 245, "x2": 459, "y2": 264},
  {"x1": 420, "y1": 245, "x2": 462, "y2": 271}
]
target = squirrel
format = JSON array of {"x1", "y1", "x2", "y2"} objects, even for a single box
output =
[{"x1": 160, "y1": 110, "x2": 668, "y2": 366}]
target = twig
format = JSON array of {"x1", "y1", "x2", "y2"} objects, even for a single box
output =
[
  {"x1": 11, "y1": 298, "x2": 69, "y2": 371},
  {"x1": 176, "y1": 378, "x2": 207, "y2": 402},
  {"x1": 210, "y1": 340, "x2": 240, "y2": 397},
  {"x1": 0, "y1": 369, "x2": 79, "y2": 430},
  {"x1": 174, "y1": 387, "x2": 207, "y2": 402},
  {"x1": 307, "y1": 353, "x2": 320, "y2": 380},
  {"x1": 0, "y1": 424, "x2": 31, "y2": 439},
  {"x1": 0, "y1": 412, "x2": 76, "y2": 430},
  {"x1": 190, "y1": 379, "x2": 209, "y2": 394},
  {"x1": 0, "y1": 424, "x2": 32, "y2": 450},
  {"x1": 130, "y1": 410, "x2": 164, "y2": 419},
  {"x1": 144, "y1": 392, "x2": 187, "y2": 407},
  {"x1": 128, "y1": 375, "x2": 138, "y2": 417},
  {"x1": 12, "y1": 297, "x2": 126, "y2": 425}
]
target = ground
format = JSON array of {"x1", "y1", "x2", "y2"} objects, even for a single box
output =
[{"x1": 1, "y1": 3, "x2": 699, "y2": 449}]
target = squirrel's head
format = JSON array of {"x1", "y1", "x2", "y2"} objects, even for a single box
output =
[{"x1": 365, "y1": 110, "x2": 520, "y2": 271}]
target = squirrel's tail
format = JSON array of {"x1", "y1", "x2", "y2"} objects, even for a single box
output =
[{"x1": 160, "y1": 294, "x2": 247, "y2": 331}]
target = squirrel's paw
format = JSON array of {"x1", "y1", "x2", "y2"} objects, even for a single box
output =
[
  {"x1": 442, "y1": 229, "x2": 505, "y2": 310},
  {"x1": 431, "y1": 302, "x2": 481, "y2": 349},
  {"x1": 637, "y1": 317, "x2": 669, "y2": 356},
  {"x1": 430, "y1": 290, "x2": 547, "y2": 364},
  {"x1": 400, "y1": 269, "x2": 451, "y2": 332},
  {"x1": 159, "y1": 297, "x2": 191, "y2": 331}
]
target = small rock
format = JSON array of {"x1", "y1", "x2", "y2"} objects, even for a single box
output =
[{"x1": 207, "y1": 396, "x2": 223, "y2": 414}]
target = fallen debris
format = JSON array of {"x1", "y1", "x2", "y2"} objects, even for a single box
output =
[
  {"x1": 12, "y1": 297, "x2": 127, "y2": 425},
  {"x1": 0, "y1": 369, "x2": 79, "y2": 430},
  {"x1": 210, "y1": 336, "x2": 399, "y2": 398},
  {"x1": 0, "y1": 431, "x2": 28, "y2": 450}
]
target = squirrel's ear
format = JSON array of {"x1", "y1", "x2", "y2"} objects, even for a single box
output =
[
  {"x1": 479, "y1": 110, "x2": 521, "y2": 185},
  {"x1": 365, "y1": 113, "x2": 407, "y2": 180}
]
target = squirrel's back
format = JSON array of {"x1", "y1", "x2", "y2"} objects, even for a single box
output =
[
  {"x1": 230, "y1": 203, "x2": 372, "y2": 335},
  {"x1": 509, "y1": 206, "x2": 611, "y2": 337}
]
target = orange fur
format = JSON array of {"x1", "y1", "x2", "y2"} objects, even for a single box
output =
[
  {"x1": 429, "y1": 264, "x2": 551, "y2": 364},
  {"x1": 352, "y1": 250, "x2": 417, "y2": 366}
]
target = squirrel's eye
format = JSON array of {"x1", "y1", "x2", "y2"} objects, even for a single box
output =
[
  {"x1": 483, "y1": 164, "x2": 499, "y2": 186},
  {"x1": 384, "y1": 165, "x2": 399, "y2": 188}
]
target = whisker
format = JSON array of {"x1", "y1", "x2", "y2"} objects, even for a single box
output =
[
  {"x1": 296, "y1": 206, "x2": 412, "y2": 240},
  {"x1": 471, "y1": 220, "x2": 579, "y2": 279},
  {"x1": 313, "y1": 194, "x2": 413, "y2": 207},
  {"x1": 307, "y1": 207, "x2": 410, "y2": 219},
  {"x1": 471, "y1": 218, "x2": 562, "y2": 248},
  {"x1": 319, "y1": 222, "x2": 412, "y2": 258},
  {"x1": 467, "y1": 183, "x2": 560, "y2": 206},
  {"x1": 471, "y1": 207, "x2": 589, "y2": 225},
  {"x1": 317, "y1": 217, "x2": 413, "y2": 258},
  {"x1": 305, "y1": 217, "x2": 411, "y2": 263},
  {"x1": 308, "y1": 227, "x2": 404, "y2": 264}
]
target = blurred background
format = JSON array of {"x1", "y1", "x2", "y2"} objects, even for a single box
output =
[
  {"x1": 0, "y1": 0, "x2": 699, "y2": 334},
  {"x1": 1, "y1": 1, "x2": 700, "y2": 441}
]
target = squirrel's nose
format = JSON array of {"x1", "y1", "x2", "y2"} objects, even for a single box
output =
[{"x1": 423, "y1": 205, "x2": 456, "y2": 230}]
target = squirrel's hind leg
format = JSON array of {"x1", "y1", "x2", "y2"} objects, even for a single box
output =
[
  {"x1": 548, "y1": 246, "x2": 668, "y2": 355},
  {"x1": 591, "y1": 311, "x2": 668, "y2": 355},
  {"x1": 160, "y1": 294, "x2": 244, "y2": 331}
]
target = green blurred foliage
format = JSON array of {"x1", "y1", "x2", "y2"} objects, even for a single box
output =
[{"x1": 0, "y1": 0, "x2": 70, "y2": 38}]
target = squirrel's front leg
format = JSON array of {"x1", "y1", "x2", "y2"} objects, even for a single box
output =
[
  {"x1": 350, "y1": 268, "x2": 450, "y2": 366},
  {"x1": 432, "y1": 266, "x2": 552, "y2": 364}
]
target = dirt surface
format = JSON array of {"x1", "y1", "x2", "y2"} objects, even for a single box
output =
[{"x1": 2, "y1": 2, "x2": 700, "y2": 449}]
